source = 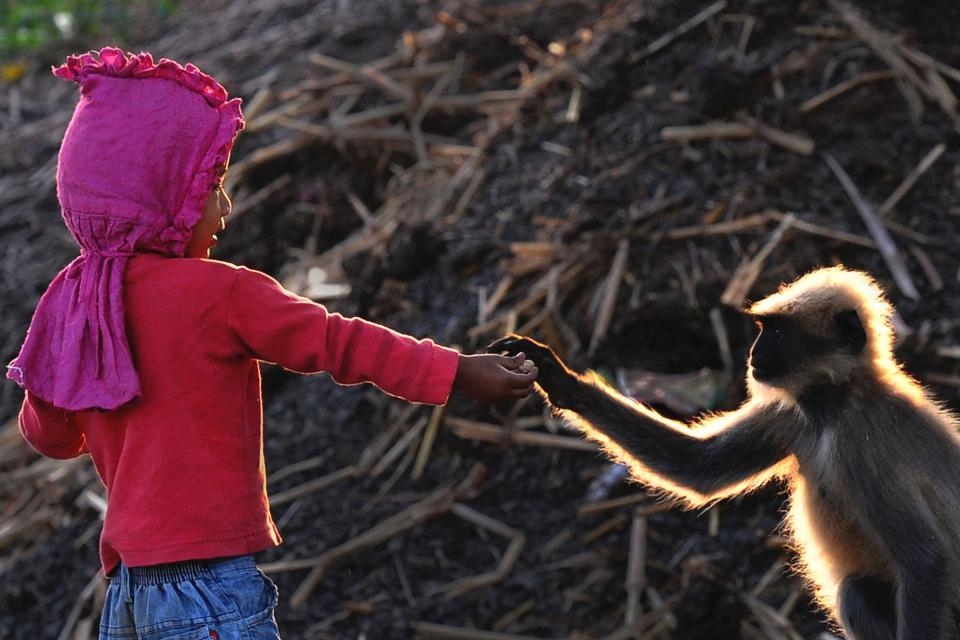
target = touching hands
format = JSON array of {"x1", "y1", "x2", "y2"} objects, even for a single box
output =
[
  {"x1": 485, "y1": 335, "x2": 579, "y2": 409},
  {"x1": 454, "y1": 352, "x2": 538, "y2": 404}
]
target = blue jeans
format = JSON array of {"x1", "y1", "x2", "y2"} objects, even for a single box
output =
[{"x1": 99, "y1": 555, "x2": 281, "y2": 639}]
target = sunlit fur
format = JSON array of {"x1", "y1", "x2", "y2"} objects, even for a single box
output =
[
  {"x1": 509, "y1": 265, "x2": 960, "y2": 637},
  {"x1": 558, "y1": 372, "x2": 796, "y2": 507},
  {"x1": 557, "y1": 375, "x2": 844, "y2": 610}
]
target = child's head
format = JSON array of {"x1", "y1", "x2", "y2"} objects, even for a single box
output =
[
  {"x1": 7, "y1": 48, "x2": 244, "y2": 411},
  {"x1": 54, "y1": 47, "x2": 244, "y2": 258}
]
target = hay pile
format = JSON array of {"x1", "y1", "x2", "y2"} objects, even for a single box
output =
[{"x1": 2, "y1": 0, "x2": 958, "y2": 637}]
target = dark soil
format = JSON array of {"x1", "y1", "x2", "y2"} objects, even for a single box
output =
[{"x1": 2, "y1": 1, "x2": 959, "y2": 638}]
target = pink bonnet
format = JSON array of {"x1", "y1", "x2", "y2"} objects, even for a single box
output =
[{"x1": 7, "y1": 47, "x2": 245, "y2": 410}]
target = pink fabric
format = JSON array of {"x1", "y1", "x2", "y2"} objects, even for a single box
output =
[{"x1": 6, "y1": 48, "x2": 244, "y2": 410}]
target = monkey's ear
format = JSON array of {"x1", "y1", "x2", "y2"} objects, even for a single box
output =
[{"x1": 836, "y1": 309, "x2": 867, "y2": 353}]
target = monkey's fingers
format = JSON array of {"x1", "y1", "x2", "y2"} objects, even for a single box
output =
[
  {"x1": 485, "y1": 335, "x2": 526, "y2": 356},
  {"x1": 487, "y1": 335, "x2": 556, "y2": 365}
]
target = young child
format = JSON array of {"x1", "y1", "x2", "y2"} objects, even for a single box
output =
[{"x1": 8, "y1": 48, "x2": 537, "y2": 639}]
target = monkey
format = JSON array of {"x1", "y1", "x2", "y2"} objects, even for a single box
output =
[{"x1": 489, "y1": 266, "x2": 960, "y2": 640}]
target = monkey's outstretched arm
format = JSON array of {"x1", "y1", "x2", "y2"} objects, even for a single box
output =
[{"x1": 488, "y1": 336, "x2": 795, "y2": 503}]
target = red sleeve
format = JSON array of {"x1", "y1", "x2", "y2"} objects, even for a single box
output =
[
  {"x1": 19, "y1": 391, "x2": 87, "y2": 459},
  {"x1": 226, "y1": 267, "x2": 460, "y2": 405}
]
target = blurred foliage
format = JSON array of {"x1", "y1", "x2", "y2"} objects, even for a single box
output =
[{"x1": 0, "y1": 0, "x2": 176, "y2": 64}]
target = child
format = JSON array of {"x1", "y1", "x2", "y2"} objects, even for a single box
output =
[{"x1": 8, "y1": 48, "x2": 537, "y2": 639}]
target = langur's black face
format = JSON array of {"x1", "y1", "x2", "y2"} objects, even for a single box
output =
[
  {"x1": 748, "y1": 310, "x2": 868, "y2": 386},
  {"x1": 749, "y1": 315, "x2": 801, "y2": 383}
]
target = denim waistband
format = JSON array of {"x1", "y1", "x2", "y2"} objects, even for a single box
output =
[{"x1": 112, "y1": 555, "x2": 255, "y2": 586}]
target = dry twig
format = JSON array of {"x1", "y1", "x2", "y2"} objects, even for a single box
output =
[
  {"x1": 629, "y1": 1, "x2": 728, "y2": 63},
  {"x1": 825, "y1": 154, "x2": 920, "y2": 300},
  {"x1": 721, "y1": 214, "x2": 795, "y2": 309},
  {"x1": 589, "y1": 239, "x2": 630, "y2": 356},
  {"x1": 625, "y1": 510, "x2": 648, "y2": 627},
  {"x1": 877, "y1": 143, "x2": 947, "y2": 218},
  {"x1": 411, "y1": 405, "x2": 445, "y2": 481}
]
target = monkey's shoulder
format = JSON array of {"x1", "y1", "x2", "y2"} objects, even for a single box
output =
[
  {"x1": 795, "y1": 380, "x2": 932, "y2": 426},
  {"x1": 795, "y1": 381, "x2": 960, "y2": 475}
]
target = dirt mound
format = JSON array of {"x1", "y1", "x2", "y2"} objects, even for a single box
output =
[{"x1": 2, "y1": 0, "x2": 958, "y2": 638}]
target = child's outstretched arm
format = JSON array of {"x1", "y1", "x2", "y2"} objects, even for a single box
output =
[
  {"x1": 454, "y1": 352, "x2": 538, "y2": 404},
  {"x1": 224, "y1": 266, "x2": 537, "y2": 406}
]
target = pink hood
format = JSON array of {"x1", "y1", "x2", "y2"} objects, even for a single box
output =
[{"x1": 7, "y1": 48, "x2": 244, "y2": 410}]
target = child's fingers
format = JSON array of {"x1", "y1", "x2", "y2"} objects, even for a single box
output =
[
  {"x1": 506, "y1": 362, "x2": 537, "y2": 379},
  {"x1": 509, "y1": 366, "x2": 538, "y2": 390},
  {"x1": 497, "y1": 352, "x2": 526, "y2": 371}
]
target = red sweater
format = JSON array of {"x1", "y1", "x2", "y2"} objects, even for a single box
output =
[{"x1": 18, "y1": 254, "x2": 460, "y2": 574}]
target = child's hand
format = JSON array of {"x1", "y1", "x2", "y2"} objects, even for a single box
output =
[{"x1": 454, "y1": 352, "x2": 538, "y2": 404}]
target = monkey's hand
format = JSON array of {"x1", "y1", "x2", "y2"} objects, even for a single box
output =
[{"x1": 486, "y1": 335, "x2": 581, "y2": 410}]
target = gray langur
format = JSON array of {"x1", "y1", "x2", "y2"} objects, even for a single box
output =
[{"x1": 490, "y1": 266, "x2": 960, "y2": 640}]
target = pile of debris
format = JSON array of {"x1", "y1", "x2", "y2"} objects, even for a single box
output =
[{"x1": 2, "y1": 0, "x2": 958, "y2": 638}]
